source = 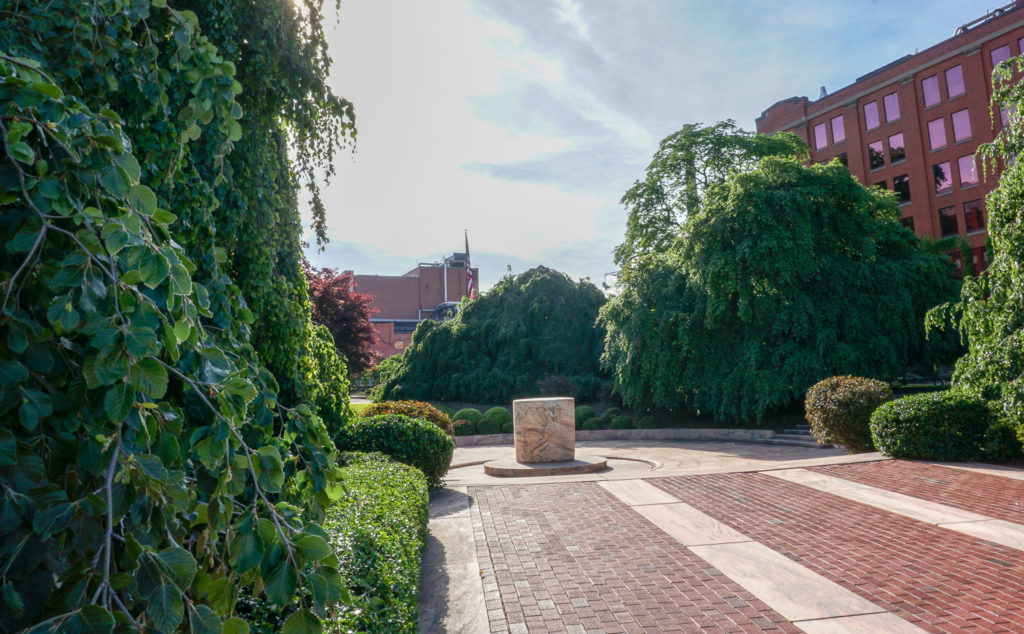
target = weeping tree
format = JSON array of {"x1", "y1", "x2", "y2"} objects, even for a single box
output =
[
  {"x1": 602, "y1": 158, "x2": 959, "y2": 422},
  {"x1": 379, "y1": 267, "x2": 608, "y2": 403},
  {"x1": 0, "y1": 2, "x2": 356, "y2": 631}
]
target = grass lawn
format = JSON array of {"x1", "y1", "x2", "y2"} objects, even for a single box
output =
[{"x1": 351, "y1": 402, "x2": 373, "y2": 415}]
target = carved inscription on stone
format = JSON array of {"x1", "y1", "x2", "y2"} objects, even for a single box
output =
[{"x1": 513, "y1": 397, "x2": 574, "y2": 463}]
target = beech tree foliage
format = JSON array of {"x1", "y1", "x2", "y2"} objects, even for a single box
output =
[
  {"x1": 304, "y1": 265, "x2": 379, "y2": 376},
  {"x1": 0, "y1": 2, "x2": 355, "y2": 632},
  {"x1": 378, "y1": 267, "x2": 607, "y2": 403},
  {"x1": 602, "y1": 157, "x2": 959, "y2": 422},
  {"x1": 933, "y1": 53, "x2": 1024, "y2": 440}
]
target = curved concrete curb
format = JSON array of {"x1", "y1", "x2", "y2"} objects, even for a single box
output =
[{"x1": 455, "y1": 427, "x2": 778, "y2": 447}]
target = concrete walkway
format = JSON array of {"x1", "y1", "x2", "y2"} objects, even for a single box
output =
[{"x1": 419, "y1": 441, "x2": 1024, "y2": 633}]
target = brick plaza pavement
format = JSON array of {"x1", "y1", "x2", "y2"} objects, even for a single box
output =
[{"x1": 440, "y1": 458, "x2": 1024, "y2": 633}]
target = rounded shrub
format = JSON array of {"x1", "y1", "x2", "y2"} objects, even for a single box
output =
[
  {"x1": 582, "y1": 418, "x2": 605, "y2": 431},
  {"x1": 637, "y1": 415, "x2": 659, "y2": 429},
  {"x1": 338, "y1": 414, "x2": 455, "y2": 489},
  {"x1": 452, "y1": 408, "x2": 483, "y2": 426},
  {"x1": 805, "y1": 376, "x2": 893, "y2": 453},
  {"x1": 453, "y1": 420, "x2": 476, "y2": 437},
  {"x1": 361, "y1": 400, "x2": 454, "y2": 437},
  {"x1": 869, "y1": 391, "x2": 991, "y2": 461},
  {"x1": 575, "y1": 405, "x2": 597, "y2": 426},
  {"x1": 610, "y1": 415, "x2": 634, "y2": 430},
  {"x1": 476, "y1": 419, "x2": 503, "y2": 435},
  {"x1": 603, "y1": 407, "x2": 622, "y2": 418},
  {"x1": 983, "y1": 420, "x2": 1023, "y2": 462},
  {"x1": 483, "y1": 406, "x2": 512, "y2": 427}
]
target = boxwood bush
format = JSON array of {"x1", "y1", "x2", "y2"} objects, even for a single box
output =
[
  {"x1": 805, "y1": 376, "x2": 893, "y2": 453},
  {"x1": 238, "y1": 453, "x2": 428, "y2": 633},
  {"x1": 610, "y1": 415, "x2": 634, "y2": 429},
  {"x1": 452, "y1": 407, "x2": 483, "y2": 425},
  {"x1": 575, "y1": 405, "x2": 597, "y2": 426},
  {"x1": 483, "y1": 406, "x2": 512, "y2": 426},
  {"x1": 582, "y1": 418, "x2": 605, "y2": 431},
  {"x1": 869, "y1": 391, "x2": 991, "y2": 460},
  {"x1": 453, "y1": 419, "x2": 477, "y2": 436},
  {"x1": 983, "y1": 420, "x2": 1024, "y2": 461},
  {"x1": 476, "y1": 419, "x2": 503, "y2": 435},
  {"x1": 638, "y1": 415, "x2": 659, "y2": 429},
  {"x1": 337, "y1": 415, "x2": 455, "y2": 489},
  {"x1": 361, "y1": 400, "x2": 454, "y2": 437}
]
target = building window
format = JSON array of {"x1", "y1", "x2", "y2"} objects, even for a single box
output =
[
  {"x1": 951, "y1": 109, "x2": 972, "y2": 142},
  {"x1": 831, "y1": 115, "x2": 845, "y2": 144},
  {"x1": 938, "y1": 205, "x2": 959, "y2": 237},
  {"x1": 927, "y1": 118, "x2": 946, "y2": 150},
  {"x1": 964, "y1": 199, "x2": 985, "y2": 233},
  {"x1": 873, "y1": 180, "x2": 887, "y2": 190},
  {"x1": 971, "y1": 246, "x2": 989, "y2": 272},
  {"x1": 863, "y1": 101, "x2": 880, "y2": 130},
  {"x1": 992, "y1": 44, "x2": 1012, "y2": 69},
  {"x1": 944, "y1": 65, "x2": 965, "y2": 99},
  {"x1": 888, "y1": 132, "x2": 906, "y2": 163},
  {"x1": 883, "y1": 92, "x2": 900, "y2": 122},
  {"x1": 893, "y1": 174, "x2": 910, "y2": 203},
  {"x1": 900, "y1": 216, "x2": 915, "y2": 231},
  {"x1": 836, "y1": 152, "x2": 848, "y2": 167},
  {"x1": 958, "y1": 154, "x2": 978, "y2": 188},
  {"x1": 813, "y1": 123, "x2": 827, "y2": 150},
  {"x1": 922, "y1": 75, "x2": 941, "y2": 107},
  {"x1": 868, "y1": 140, "x2": 885, "y2": 170},
  {"x1": 934, "y1": 161, "x2": 953, "y2": 195}
]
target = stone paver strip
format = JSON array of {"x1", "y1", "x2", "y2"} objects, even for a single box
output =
[
  {"x1": 653, "y1": 472, "x2": 1024, "y2": 632},
  {"x1": 769, "y1": 468, "x2": 1024, "y2": 553},
  {"x1": 470, "y1": 482, "x2": 800, "y2": 633},
  {"x1": 419, "y1": 487, "x2": 489, "y2": 633},
  {"x1": 812, "y1": 460, "x2": 1024, "y2": 523},
  {"x1": 633, "y1": 502, "x2": 750, "y2": 546},
  {"x1": 689, "y1": 541, "x2": 886, "y2": 622},
  {"x1": 795, "y1": 612, "x2": 930, "y2": 633},
  {"x1": 598, "y1": 479, "x2": 679, "y2": 506}
]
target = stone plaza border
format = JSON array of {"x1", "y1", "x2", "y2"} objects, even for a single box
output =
[{"x1": 456, "y1": 427, "x2": 779, "y2": 447}]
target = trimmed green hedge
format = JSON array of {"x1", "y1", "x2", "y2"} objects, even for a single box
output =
[
  {"x1": 452, "y1": 408, "x2": 483, "y2": 425},
  {"x1": 575, "y1": 405, "x2": 597, "y2": 426},
  {"x1": 328, "y1": 453, "x2": 428, "y2": 632},
  {"x1": 610, "y1": 415, "x2": 634, "y2": 429},
  {"x1": 337, "y1": 414, "x2": 455, "y2": 489},
  {"x1": 869, "y1": 391, "x2": 991, "y2": 460},
  {"x1": 361, "y1": 400, "x2": 455, "y2": 437},
  {"x1": 805, "y1": 376, "x2": 892, "y2": 453},
  {"x1": 453, "y1": 420, "x2": 476, "y2": 436},
  {"x1": 483, "y1": 406, "x2": 512, "y2": 426},
  {"x1": 238, "y1": 453, "x2": 428, "y2": 633}
]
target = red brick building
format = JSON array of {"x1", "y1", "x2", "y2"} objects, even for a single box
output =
[
  {"x1": 756, "y1": 2, "x2": 1024, "y2": 273},
  {"x1": 352, "y1": 252, "x2": 478, "y2": 358}
]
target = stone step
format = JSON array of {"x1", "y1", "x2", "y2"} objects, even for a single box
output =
[{"x1": 783, "y1": 428, "x2": 813, "y2": 436}]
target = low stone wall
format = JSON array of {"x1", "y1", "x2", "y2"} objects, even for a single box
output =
[{"x1": 455, "y1": 428, "x2": 777, "y2": 447}]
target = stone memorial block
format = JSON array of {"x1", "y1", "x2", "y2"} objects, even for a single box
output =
[{"x1": 513, "y1": 397, "x2": 574, "y2": 463}]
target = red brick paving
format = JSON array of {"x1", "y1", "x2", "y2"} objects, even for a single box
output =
[
  {"x1": 651, "y1": 472, "x2": 1024, "y2": 633},
  {"x1": 469, "y1": 482, "x2": 800, "y2": 633},
  {"x1": 811, "y1": 460, "x2": 1024, "y2": 524}
]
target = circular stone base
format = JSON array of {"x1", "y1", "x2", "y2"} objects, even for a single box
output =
[{"x1": 483, "y1": 455, "x2": 608, "y2": 478}]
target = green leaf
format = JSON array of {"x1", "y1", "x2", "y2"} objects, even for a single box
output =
[
  {"x1": 31, "y1": 81, "x2": 62, "y2": 99},
  {"x1": 125, "y1": 326, "x2": 158, "y2": 357},
  {"x1": 148, "y1": 583, "x2": 184, "y2": 633},
  {"x1": 282, "y1": 609, "x2": 321, "y2": 634},
  {"x1": 157, "y1": 547, "x2": 197, "y2": 589},
  {"x1": 114, "y1": 153, "x2": 141, "y2": 182},
  {"x1": 65, "y1": 604, "x2": 115, "y2": 634},
  {"x1": 103, "y1": 383, "x2": 135, "y2": 421},
  {"x1": 221, "y1": 617, "x2": 250, "y2": 634},
  {"x1": 0, "y1": 361, "x2": 28, "y2": 386},
  {"x1": 0, "y1": 429, "x2": 16, "y2": 467},
  {"x1": 206, "y1": 578, "x2": 236, "y2": 614},
  {"x1": 174, "y1": 319, "x2": 191, "y2": 343},
  {"x1": 19, "y1": 388, "x2": 52, "y2": 431},
  {"x1": 140, "y1": 252, "x2": 170, "y2": 289},
  {"x1": 128, "y1": 184, "x2": 157, "y2": 215},
  {"x1": 228, "y1": 530, "x2": 262, "y2": 574},
  {"x1": 294, "y1": 534, "x2": 332, "y2": 562},
  {"x1": 129, "y1": 358, "x2": 169, "y2": 398},
  {"x1": 264, "y1": 560, "x2": 297, "y2": 607},
  {"x1": 2, "y1": 582, "x2": 24, "y2": 616},
  {"x1": 170, "y1": 263, "x2": 192, "y2": 294},
  {"x1": 98, "y1": 164, "x2": 130, "y2": 197},
  {"x1": 188, "y1": 605, "x2": 221, "y2": 634},
  {"x1": 10, "y1": 141, "x2": 34, "y2": 164}
]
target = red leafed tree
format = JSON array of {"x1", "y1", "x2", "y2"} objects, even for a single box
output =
[{"x1": 304, "y1": 262, "x2": 380, "y2": 374}]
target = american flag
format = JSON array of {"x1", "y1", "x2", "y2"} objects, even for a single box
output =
[{"x1": 465, "y1": 230, "x2": 475, "y2": 299}]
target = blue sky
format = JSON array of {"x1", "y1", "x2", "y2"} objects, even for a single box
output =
[{"x1": 305, "y1": 1, "x2": 994, "y2": 290}]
